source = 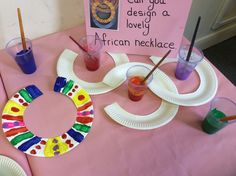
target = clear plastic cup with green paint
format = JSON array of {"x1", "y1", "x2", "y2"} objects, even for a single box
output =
[{"x1": 202, "y1": 97, "x2": 236, "y2": 134}]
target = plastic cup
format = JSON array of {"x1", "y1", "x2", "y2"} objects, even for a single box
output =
[
  {"x1": 175, "y1": 45, "x2": 204, "y2": 80},
  {"x1": 126, "y1": 65, "x2": 153, "y2": 101},
  {"x1": 79, "y1": 35, "x2": 103, "y2": 71},
  {"x1": 5, "y1": 37, "x2": 37, "y2": 74},
  {"x1": 202, "y1": 97, "x2": 236, "y2": 134}
]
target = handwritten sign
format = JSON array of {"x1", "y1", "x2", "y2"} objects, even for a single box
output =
[{"x1": 84, "y1": 0, "x2": 192, "y2": 57}]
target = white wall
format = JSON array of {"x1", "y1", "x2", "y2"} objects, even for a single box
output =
[
  {"x1": 0, "y1": 0, "x2": 84, "y2": 49},
  {"x1": 184, "y1": 0, "x2": 236, "y2": 49},
  {"x1": 0, "y1": 0, "x2": 236, "y2": 49}
]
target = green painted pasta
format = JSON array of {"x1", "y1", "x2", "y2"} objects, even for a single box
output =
[
  {"x1": 62, "y1": 80, "x2": 74, "y2": 95},
  {"x1": 19, "y1": 89, "x2": 33, "y2": 103},
  {"x1": 10, "y1": 132, "x2": 34, "y2": 146},
  {"x1": 73, "y1": 124, "x2": 91, "y2": 133}
]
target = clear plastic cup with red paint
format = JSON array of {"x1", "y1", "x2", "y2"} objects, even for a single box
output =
[
  {"x1": 126, "y1": 65, "x2": 153, "y2": 101},
  {"x1": 79, "y1": 35, "x2": 103, "y2": 71}
]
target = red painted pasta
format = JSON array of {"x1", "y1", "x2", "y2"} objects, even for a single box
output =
[
  {"x1": 76, "y1": 116, "x2": 93, "y2": 124},
  {"x1": 77, "y1": 101, "x2": 93, "y2": 111},
  {"x1": 2, "y1": 115, "x2": 24, "y2": 122},
  {"x1": 5, "y1": 127, "x2": 28, "y2": 137}
]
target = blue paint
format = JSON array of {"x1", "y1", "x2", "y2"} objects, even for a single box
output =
[
  {"x1": 14, "y1": 122, "x2": 20, "y2": 126},
  {"x1": 67, "y1": 129, "x2": 84, "y2": 143},
  {"x1": 18, "y1": 136, "x2": 41, "y2": 151},
  {"x1": 26, "y1": 85, "x2": 43, "y2": 99},
  {"x1": 54, "y1": 77, "x2": 67, "y2": 92},
  {"x1": 15, "y1": 48, "x2": 36, "y2": 74},
  {"x1": 2, "y1": 123, "x2": 8, "y2": 129}
]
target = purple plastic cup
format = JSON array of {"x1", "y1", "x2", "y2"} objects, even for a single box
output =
[{"x1": 175, "y1": 45, "x2": 204, "y2": 80}]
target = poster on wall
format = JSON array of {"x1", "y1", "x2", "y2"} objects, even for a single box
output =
[{"x1": 84, "y1": 0, "x2": 192, "y2": 57}]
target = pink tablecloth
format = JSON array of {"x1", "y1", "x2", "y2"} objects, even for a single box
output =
[
  {"x1": 0, "y1": 76, "x2": 32, "y2": 176},
  {"x1": 0, "y1": 25, "x2": 235, "y2": 176}
]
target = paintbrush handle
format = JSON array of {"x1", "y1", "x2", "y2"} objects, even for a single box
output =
[
  {"x1": 186, "y1": 16, "x2": 201, "y2": 62},
  {"x1": 142, "y1": 50, "x2": 171, "y2": 84},
  {"x1": 220, "y1": 115, "x2": 236, "y2": 122},
  {"x1": 69, "y1": 36, "x2": 90, "y2": 54},
  {"x1": 17, "y1": 8, "x2": 27, "y2": 50}
]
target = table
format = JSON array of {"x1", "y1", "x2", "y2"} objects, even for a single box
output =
[{"x1": 0, "y1": 25, "x2": 236, "y2": 176}]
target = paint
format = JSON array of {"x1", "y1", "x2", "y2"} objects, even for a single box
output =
[
  {"x1": 2, "y1": 77, "x2": 94, "y2": 157},
  {"x1": 10, "y1": 132, "x2": 34, "y2": 146},
  {"x1": 73, "y1": 124, "x2": 91, "y2": 133}
]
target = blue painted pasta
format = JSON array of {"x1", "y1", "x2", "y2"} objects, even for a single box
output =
[
  {"x1": 25, "y1": 85, "x2": 43, "y2": 99},
  {"x1": 18, "y1": 136, "x2": 42, "y2": 151},
  {"x1": 54, "y1": 77, "x2": 67, "y2": 92},
  {"x1": 67, "y1": 128, "x2": 84, "y2": 143}
]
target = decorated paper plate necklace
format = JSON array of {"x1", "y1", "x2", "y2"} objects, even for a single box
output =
[
  {"x1": 1, "y1": 77, "x2": 94, "y2": 157},
  {"x1": 92, "y1": 0, "x2": 116, "y2": 25}
]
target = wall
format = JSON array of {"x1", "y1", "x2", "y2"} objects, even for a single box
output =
[
  {"x1": 0, "y1": 0, "x2": 84, "y2": 49},
  {"x1": 0, "y1": 0, "x2": 236, "y2": 49},
  {"x1": 185, "y1": 0, "x2": 236, "y2": 49}
]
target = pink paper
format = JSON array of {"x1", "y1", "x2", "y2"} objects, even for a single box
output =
[{"x1": 84, "y1": 0, "x2": 192, "y2": 57}]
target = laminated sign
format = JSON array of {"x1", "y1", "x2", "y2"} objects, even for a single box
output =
[{"x1": 84, "y1": 0, "x2": 192, "y2": 57}]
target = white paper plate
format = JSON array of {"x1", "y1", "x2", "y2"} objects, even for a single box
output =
[
  {"x1": 104, "y1": 62, "x2": 179, "y2": 130},
  {"x1": 0, "y1": 155, "x2": 27, "y2": 176},
  {"x1": 57, "y1": 49, "x2": 129, "y2": 95},
  {"x1": 149, "y1": 56, "x2": 218, "y2": 106},
  {"x1": 103, "y1": 62, "x2": 177, "y2": 92}
]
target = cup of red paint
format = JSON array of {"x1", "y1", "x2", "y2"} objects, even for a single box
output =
[
  {"x1": 126, "y1": 65, "x2": 153, "y2": 101},
  {"x1": 79, "y1": 35, "x2": 103, "y2": 71}
]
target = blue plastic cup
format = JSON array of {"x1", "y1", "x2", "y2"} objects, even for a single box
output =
[{"x1": 6, "y1": 37, "x2": 37, "y2": 74}]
